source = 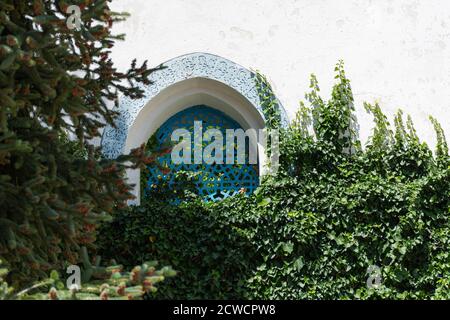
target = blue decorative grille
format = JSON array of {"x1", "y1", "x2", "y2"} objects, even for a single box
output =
[{"x1": 145, "y1": 106, "x2": 259, "y2": 201}]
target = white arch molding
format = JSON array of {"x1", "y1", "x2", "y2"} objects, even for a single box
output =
[{"x1": 101, "y1": 53, "x2": 288, "y2": 204}]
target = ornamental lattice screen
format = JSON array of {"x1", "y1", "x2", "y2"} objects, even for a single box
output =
[{"x1": 144, "y1": 105, "x2": 259, "y2": 201}]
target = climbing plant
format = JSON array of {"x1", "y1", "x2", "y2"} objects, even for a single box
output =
[
  {"x1": 254, "y1": 71, "x2": 282, "y2": 130},
  {"x1": 99, "y1": 62, "x2": 449, "y2": 299}
]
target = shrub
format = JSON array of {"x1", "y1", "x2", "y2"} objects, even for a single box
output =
[
  {"x1": 98, "y1": 198, "x2": 257, "y2": 299},
  {"x1": 99, "y1": 62, "x2": 449, "y2": 299}
]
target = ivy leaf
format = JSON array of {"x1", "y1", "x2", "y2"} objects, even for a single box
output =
[
  {"x1": 294, "y1": 257, "x2": 305, "y2": 271},
  {"x1": 282, "y1": 242, "x2": 294, "y2": 254},
  {"x1": 258, "y1": 198, "x2": 272, "y2": 207}
]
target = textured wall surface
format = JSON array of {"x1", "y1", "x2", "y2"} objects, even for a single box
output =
[{"x1": 109, "y1": 0, "x2": 449, "y2": 148}]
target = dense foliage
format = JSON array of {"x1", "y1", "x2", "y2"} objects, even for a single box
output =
[
  {"x1": 99, "y1": 62, "x2": 449, "y2": 299},
  {"x1": 0, "y1": 0, "x2": 159, "y2": 286}
]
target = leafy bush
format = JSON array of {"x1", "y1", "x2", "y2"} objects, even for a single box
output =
[
  {"x1": 99, "y1": 62, "x2": 449, "y2": 299},
  {"x1": 98, "y1": 198, "x2": 257, "y2": 299}
]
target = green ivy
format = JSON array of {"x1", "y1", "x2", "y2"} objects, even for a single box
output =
[{"x1": 98, "y1": 62, "x2": 449, "y2": 300}]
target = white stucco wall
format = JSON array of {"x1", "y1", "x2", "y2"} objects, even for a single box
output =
[{"x1": 109, "y1": 0, "x2": 449, "y2": 149}]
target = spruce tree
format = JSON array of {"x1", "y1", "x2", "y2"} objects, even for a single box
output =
[{"x1": 0, "y1": 0, "x2": 158, "y2": 284}]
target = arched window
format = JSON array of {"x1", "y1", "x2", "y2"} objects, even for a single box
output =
[
  {"x1": 101, "y1": 53, "x2": 288, "y2": 204},
  {"x1": 144, "y1": 105, "x2": 259, "y2": 201}
]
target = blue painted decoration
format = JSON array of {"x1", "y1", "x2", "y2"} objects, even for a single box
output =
[{"x1": 145, "y1": 105, "x2": 259, "y2": 201}]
